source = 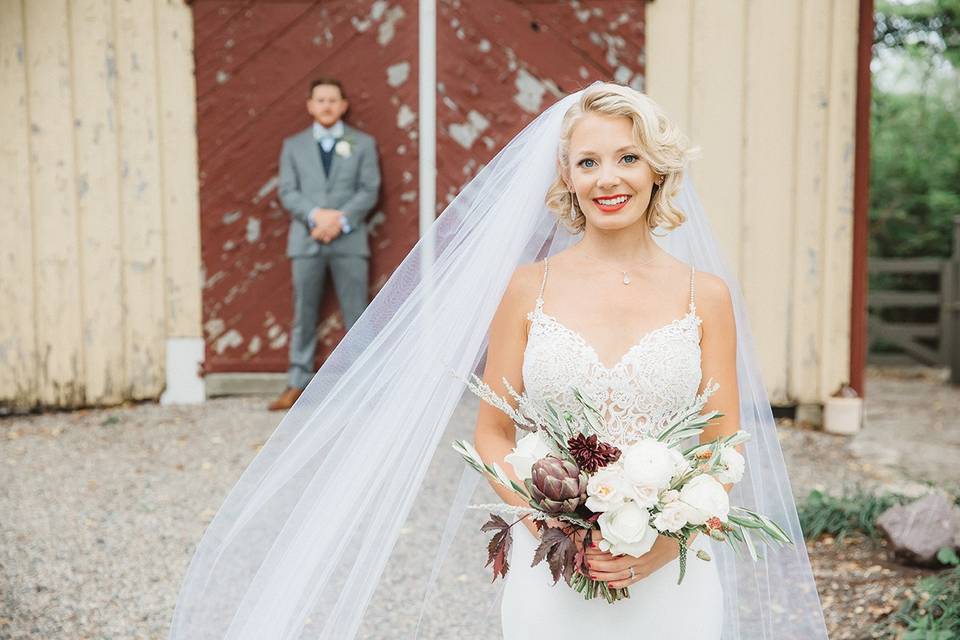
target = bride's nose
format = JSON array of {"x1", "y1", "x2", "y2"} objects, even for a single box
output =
[{"x1": 596, "y1": 164, "x2": 621, "y2": 189}]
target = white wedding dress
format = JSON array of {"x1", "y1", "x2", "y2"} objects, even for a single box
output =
[{"x1": 501, "y1": 257, "x2": 724, "y2": 639}]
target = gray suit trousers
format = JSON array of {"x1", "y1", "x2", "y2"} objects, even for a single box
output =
[{"x1": 288, "y1": 252, "x2": 369, "y2": 389}]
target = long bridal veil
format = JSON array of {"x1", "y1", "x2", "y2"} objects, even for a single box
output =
[{"x1": 169, "y1": 83, "x2": 828, "y2": 639}]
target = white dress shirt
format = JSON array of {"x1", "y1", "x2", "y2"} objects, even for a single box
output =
[{"x1": 310, "y1": 120, "x2": 351, "y2": 234}]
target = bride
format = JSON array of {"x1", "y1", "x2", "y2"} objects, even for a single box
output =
[
  {"x1": 484, "y1": 87, "x2": 730, "y2": 637},
  {"x1": 169, "y1": 83, "x2": 828, "y2": 639}
]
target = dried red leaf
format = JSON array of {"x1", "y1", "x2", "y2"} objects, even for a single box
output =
[
  {"x1": 533, "y1": 527, "x2": 578, "y2": 586},
  {"x1": 481, "y1": 514, "x2": 513, "y2": 582},
  {"x1": 481, "y1": 514, "x2": 509, "y2": 534}
]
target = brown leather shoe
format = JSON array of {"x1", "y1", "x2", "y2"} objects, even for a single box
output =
[{"x1": 268, "y1": 387, "x2": 303, "y2": 411}]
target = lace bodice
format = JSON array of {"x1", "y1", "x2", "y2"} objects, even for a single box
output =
[{"x1": 521, "y1": 258, "x2": 703, "y2": 447}]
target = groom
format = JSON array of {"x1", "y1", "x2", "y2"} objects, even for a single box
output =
[{"x1": 269, "y1": 78, "x2": 381, "y2": 411}]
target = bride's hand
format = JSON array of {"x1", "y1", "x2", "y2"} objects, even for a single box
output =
[{"x1": 584, "y1": 535, "x2": 681, "y2": 588}]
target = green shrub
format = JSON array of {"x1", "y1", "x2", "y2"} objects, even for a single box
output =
[
  {"x1": 876, "y1": 567, "x2": 960, "y2": 639},
  {"x1": 797, "y1": 488, "x2": 910, "y2": 541}
]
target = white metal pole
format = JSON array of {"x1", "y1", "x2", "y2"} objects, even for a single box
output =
[
  {"x1": 418, "y1": 0, "x2": 436, "y2": 243},
  {"x1": 418, "y1": 0, "x2": 437, "y2": 314}
]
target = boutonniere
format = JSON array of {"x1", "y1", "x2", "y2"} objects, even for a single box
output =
[{"x1": 335, "y1": 133, "x2": 355, "y2": 158}]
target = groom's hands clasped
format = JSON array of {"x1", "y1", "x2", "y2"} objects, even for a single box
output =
[{"x1": 310, "y1": 208, "x2": 344, "y2": 244}]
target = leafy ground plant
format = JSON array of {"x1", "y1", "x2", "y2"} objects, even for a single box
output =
[
  {"x1": 797, "y1": 488, "x2": 910, "y2": 541},
  {"x1": 875, "y1": 567, "x2": 960, "y2": 639}
]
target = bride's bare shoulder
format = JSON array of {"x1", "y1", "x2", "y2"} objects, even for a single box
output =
[
  {"x1": 487, "y1": 262, "x2": 544, "y2": 334},
  {"x1": 501, "y1": 261, "x2": 545, "y2": 307},
  {"x1": 691, "y1": 267, "x2": 733, "y2": 318}
]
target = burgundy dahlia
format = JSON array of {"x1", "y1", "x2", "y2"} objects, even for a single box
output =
[{"x1": 566, "y1": 433, "x2": 621, "y2": 473}]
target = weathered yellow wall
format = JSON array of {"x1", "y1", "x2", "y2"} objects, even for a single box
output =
[
  {"x1": 0, "y1": 0, "x2": 201, "y2": 411},
  {"x1": 647, "y1": 0, "x2": 859, "y2": 406}
]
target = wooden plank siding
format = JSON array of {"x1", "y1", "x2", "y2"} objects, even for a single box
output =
[
  {"x1": 72, "y1": 0, "x2": 124, "y2": 404},
  {"x1": 820, "y1": 0, "x2": 859, "y2": 402},
  {"x1": 689, "y1": 0, "x2": 745, "y2": 268},
  {"x1": 157, "y1": 0, "x2": 203, "y2": 343},
  {"x1": 791, "y1": 0, "x2": 832, "y2": 405},
  {"x1": 115, "y1": 0, "x2": 167, "y2": 399},
  {"x1": 25, "y1": 0, "x2": 86, "y2": 407},
  {"x1": 647, "y1": 0, "x2": 861, "y2": 405},
  {"x1": 0, "y1": 0, "x2": 200, "y2": 411},
  {"x1": 0, "y1": 0, "x2": 37, "y2": 409}
]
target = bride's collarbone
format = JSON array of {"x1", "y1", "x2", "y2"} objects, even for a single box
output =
[
  {"x1": 543, "y1": 288, "x2": 686, "y2": 323},
  {"x1": 539, "y1": 300, "x2": 690, "y2": 338}
]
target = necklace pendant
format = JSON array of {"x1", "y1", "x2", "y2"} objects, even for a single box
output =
[{"x1": 622, "y1": 272, "x2": 631, "y2": 285}]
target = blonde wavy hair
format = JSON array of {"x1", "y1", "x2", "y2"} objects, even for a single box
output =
[{"x1": 545, "y1": 83, "x2": 698, "y2": 234}]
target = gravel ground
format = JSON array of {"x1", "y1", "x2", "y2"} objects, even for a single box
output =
[{"x1": 1, "y1": 367, "x2": 958, "y2": 639}]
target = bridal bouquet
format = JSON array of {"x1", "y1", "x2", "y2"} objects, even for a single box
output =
[{"x1": 453, "y1": 375, "x2": 793, "y2": 603}]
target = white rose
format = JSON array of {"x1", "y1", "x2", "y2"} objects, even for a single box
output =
[
  {"x1": 597, "y1": 502, "x2": 658, "y2": 557},
  {"x1": 503, "y1": 430, "x2": 554, "y2": 481},
  {"x1": 678, "y1": 474, "x2": 730, "y2": 525},
  {"x1": 653, "y1": 503, "x2": 688, "y2": 533},
  {"x1": 334, "y1": 139, "x2": 352, "y2": 157},
  {"x1": 714, "y1": 447, "x2": 746, "y2": 484},
  {"x1": 632, "y1": 484, "x2": 660, "y2": 509},
  {"x1": 622, "y1": 439, "x2": 676, "y2": 491},
  {"x1": 585, "y1": 466, "x2": 633, "y2": 513}
]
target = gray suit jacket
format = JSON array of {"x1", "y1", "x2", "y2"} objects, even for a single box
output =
[{"x1": 278, "y1": 123, "x2": 381, "y2": 258}]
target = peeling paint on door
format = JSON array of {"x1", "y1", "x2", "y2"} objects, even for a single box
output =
[{"x1": 195, "y1": 0, "x2": 645, "y2": 374}]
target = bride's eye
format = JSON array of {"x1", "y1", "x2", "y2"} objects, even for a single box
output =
[
  {"x1": 578, "y1": 158, "x2": 597, "y2": 168},
  {"x1": 622, "y1": 154, "x2": 638, "y2": 164}
]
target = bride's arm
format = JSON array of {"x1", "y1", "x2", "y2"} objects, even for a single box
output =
[
  {"x1": 473, "y1": 263, "x2": 542, "y2": 539},
  {"x1": 697, "y1": 271, "x2": 742, "y2": 486}
]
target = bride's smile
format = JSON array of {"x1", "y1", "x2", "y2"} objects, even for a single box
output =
[{"x1": 592, "y1": 193, "x2": 631, "y2": 213}]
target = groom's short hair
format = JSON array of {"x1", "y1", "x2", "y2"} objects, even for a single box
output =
[{"x1": 309, "y1": 77, "x2": 346, "y2": 100}]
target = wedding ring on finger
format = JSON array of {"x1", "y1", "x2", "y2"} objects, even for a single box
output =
[{"x1": 628, "y1": 566, "x2": 636, "y2": 580}]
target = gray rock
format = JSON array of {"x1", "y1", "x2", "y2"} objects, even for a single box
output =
[{"x1": 877, "y1": 492, "x2": 960, "y2": 566}]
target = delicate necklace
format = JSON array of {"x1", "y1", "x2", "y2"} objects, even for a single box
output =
[{"x1": 581, "y1": 251, "x2": 660, "y2": 285}]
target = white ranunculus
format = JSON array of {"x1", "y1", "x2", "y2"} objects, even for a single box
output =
[
  {"x1": 334, "y1": 139, "x2": 352, "y2": 157},
  {"x1": 678, "y1": 474, "x2": 730, "y2": 525},
  {"x1": 503, "y1": 430, "x2": 554, "y2": 481},
  {"x1": 585, "y1": 466, "x2": 632, "y2": 513},
  {"x1": 622, "y1": 439, "x2": 676, "y2": 490},
  {"x1": 653, "y1": 503, "x2": 688, "y2": 533},
  {"x1": 714, "y1": 447, "x2": 746, "y2": 484},
  {"x1": 597, "y1": 502, "x2": 658, "y2": 557}
]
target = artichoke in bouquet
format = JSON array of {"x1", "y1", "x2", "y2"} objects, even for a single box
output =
[{"x1": 526, "y1": 456, "x2": 588, "y2": 515}]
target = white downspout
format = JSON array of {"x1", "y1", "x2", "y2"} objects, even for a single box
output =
[{"x1": 419, "y1": 0, "x2": 436, "y2": 245}]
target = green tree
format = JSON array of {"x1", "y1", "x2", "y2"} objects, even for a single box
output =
[
  {"x1": 870, "y1": 0, "x2": 960, "y2": 259},
  {"x1": 870, "y1": 89, "x2": 960, "y2": 258},
  {"x1": 875, "y1": 0, "x2": 959, "y2": 69}
]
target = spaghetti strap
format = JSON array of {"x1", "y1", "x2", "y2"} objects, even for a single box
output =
[
  {"x1": 537, "y1": 258, "x2": 550, "y2": 303},
  {"x1": 688, "y1": 265, "x2": 696, "y2": 312}
]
